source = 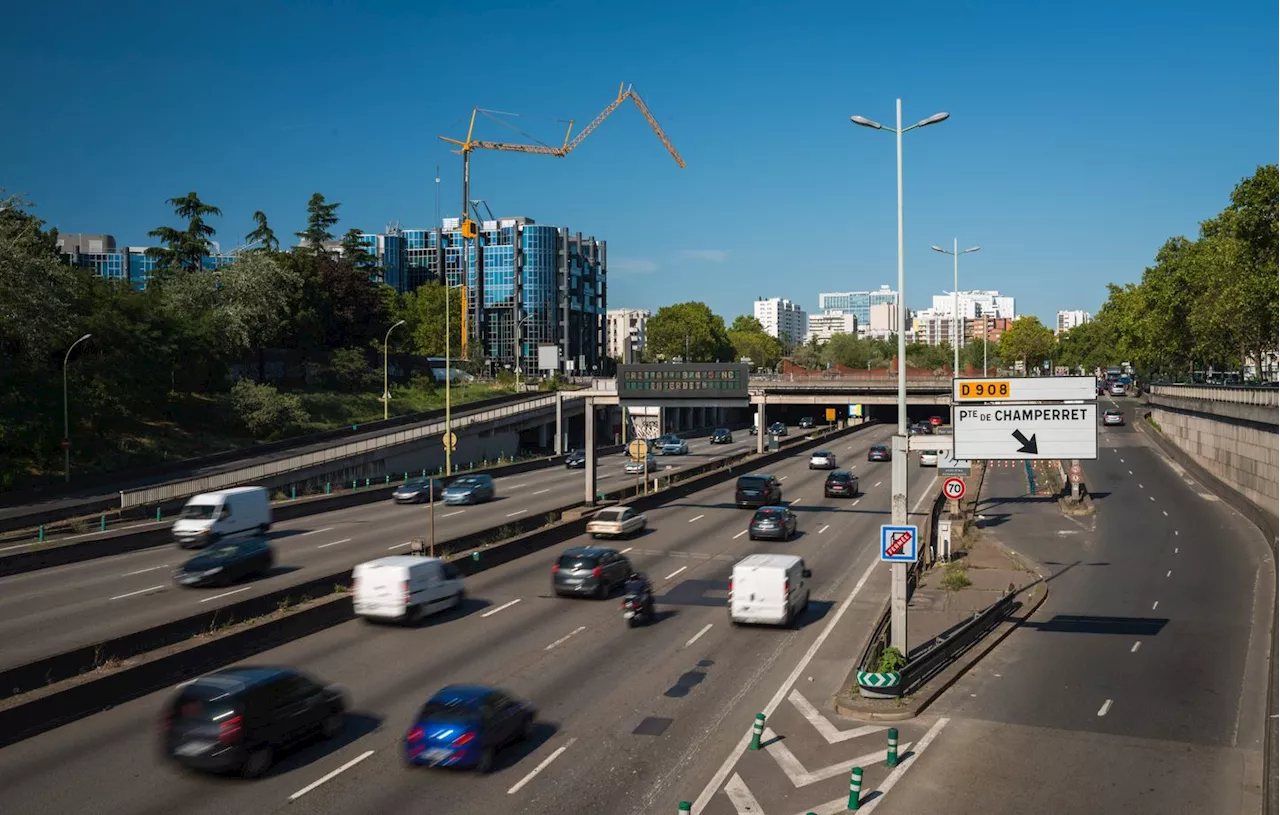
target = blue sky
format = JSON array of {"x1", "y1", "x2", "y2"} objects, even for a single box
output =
[{"x1": 4, "y1": 0, "x2": 1275, "y2": 325}]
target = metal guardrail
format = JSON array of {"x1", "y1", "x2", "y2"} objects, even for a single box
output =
[
  {"x1": 1149, "y1": 383, "x2": 1279, "y2": 407},
  {"x1": 119, "y1": 392, "x2": 589, "y2": 509},
  {"x1": 900, "y1": 588, "x2": 1017, "y2": 695}
]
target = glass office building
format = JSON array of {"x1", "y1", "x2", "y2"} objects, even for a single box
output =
[{"x1": 818, "y1": 286, "x2": 899, "y2": 327}]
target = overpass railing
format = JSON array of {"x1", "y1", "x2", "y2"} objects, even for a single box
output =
[
  {"x1": 118, "y1": 392, "x2": 589, "y2": 509},
  {"x1": 749, "y1": 378, "x2": 951, "y2": 390},
  {"x1": 1148, "y1": 384, "x2": 1279, "y2": 408}
]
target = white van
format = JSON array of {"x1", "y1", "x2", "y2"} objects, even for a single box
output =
[
  {"x1": 172, "y1": 487, "x2": 273, "y2": 548},
  {"x1": 728, "y1": 554, "x2": 812, "y2": 627},
  {"x1": 352, "y1": 556, "x2": 465, "y2": 624}
]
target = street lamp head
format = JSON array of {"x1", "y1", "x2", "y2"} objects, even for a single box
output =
[
  {"x1": 964, "y1": 246, "x2": 982, "y2": 254},
  {"x1": 849, "y1": 115, "x2": 884, "y2": 130},
  {"x1": 930, "y1": 245, "x2": 948, "y2": 254},
  {"x1": 916, "y1": 111, "x2": 950, "y2": 128},
  {"x1": 392, "y1": 319, "x2": 406, "y2": 329},
  {"x1": 78, "y1": 333, "x2": 92, "y2": 343}
]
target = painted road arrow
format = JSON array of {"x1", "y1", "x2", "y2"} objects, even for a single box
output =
[
  {"x1": 764, "y1": 726, "x2": 912, "y2": 786},
  {"x1": 1012, "y1": 429, "x2": 1039, "y2": 454}
]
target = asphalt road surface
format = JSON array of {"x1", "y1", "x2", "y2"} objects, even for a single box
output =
[
  {"x1": 0, "y1": 393, "x2": 553, "y2": 523},
  {"x1": 0, "y1": 425, "x2": 947, "y2": 815},
  {"x1": 0, "y1": 434, "x2": 758, "y2": 672},
  {"x1": 872, "y1": 395, "x2": 1274, "y2": 814}
]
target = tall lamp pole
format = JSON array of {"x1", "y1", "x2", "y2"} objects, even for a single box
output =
[
  {"x1": 930, "y1": 241, "x2": 981, "y2": 374},
  {"x1": 383, "y1": 319, "x2": 407, "y2": 420},
  {"x1": 62, "y1": 333, "x2": 92, "y2": 482},
  {"x1": 851, "y1": 100, "x2": 949, "y2": 655}
]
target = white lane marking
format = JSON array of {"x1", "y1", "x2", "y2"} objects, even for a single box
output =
[
  {"x1": 1149, "y1": 496, "x2": 1155, "y2": 502},
  {"x1": 779, "y1": 475, "x2": 788, "y2": 481},
  {"x1": 619, "y1": 547, "x2": 633, "y2": 554},
  {"x1": 788, "y1": 689, "x2": 885, "y2": 743},
  {"x1": 122, "y1": 564, "x2": 168, "y2": 576},
  {"x1": 685, "y1": 623, "x2": 713, "y2": 648},
  {"x1": 1166, "y1": 570, "x2": 1172, "y2": 577},
  {"x1": 533, "y1": 489, "x2": 550, "y2": 495},
  {"x1": 110, "y1": 584, "x2": 165, "y2": 601},
  {"x1": 200, "y1": 586, "x2": 253, "y2": 603},
  {"x1": 789, "y1": 498, "x2": 801, "y2": 506},
  {"x1": 1120, "y1": 458, "x2": 1125, "y2": 463},
  {"x1": 1139, "y1": 483, "x2": 1144, "y2": 489},
  {"x1": 506, "y1": 483, "x2": 527, "y2": 489},
  {"x1": 1174, "y1": 530, "x2": 1179, "y2": 536},
  {"x1": 301, "y1": 527, "x2": 334, "y2": 537},
  {"x1": 442, "y1": 511, "x2": 465, "y2": 518},
  {"x1": 1162, "y1": 510, "x2": 1168, "y2": 516},
  {"x1": 289, "y1": 750, "x2": 375, "y2": 800},
  {"x1": 856, "y1": 717, "x2": 950, "y2": 813},
  {"x1": 733, "y1": 530, "x2": 747, "y2": 540},
  {"x1": 1128, "y1": 470, "x2": 1134, "y2": 475},
  {"x1": 545, "y1": 626, "x2": 586, "y2": 651},
  {"x1": 1131, "y1": 641, "x2": 1141, "y2": 653},
  {"x1": 507, "y1": 738, "x2": 577, "y2": 795},
  {"x1": 853, "y1": 499, "x2": 861, "y2": 506},
  {"x1": 1097, "y1": 699, "x2": 1113, "y2": 716},
  {"x1": 874, "y1": 481, "x2": 883, "y2": 487},
  {"x1": 388, "y1": 541, "x2": 412, "y2": 550},
  {"x1": 317, "y1": 538, "x2": 352, "y2": 549},
  {"x1": 482, "y1": 598, "x2": 522, "y2": 617},
  {"x1": 665, "y1": 566, "x2": 688, "y2": 581},
  {"x1": 692, "y1": 550, "x2": 882, "y2": 813},
  {"x1": 1175, "y1": 548, "x2": 1179, "y2": 554},
  {"x1": 0, "y1": 542, "x2": 36, "y2": 553},
  {"x1": 689, "y1": 514, "x2": 705, "y2": 523},
  {"x1": 819, "y1": 524, "x2": 830, "y2": 534},
  {"x1": 506, "y1": 509, "x2": 528, "y2": 517},
  {"x1": 1152, "y1": 600, "x2": 1159, "y2": 610},
  {"x1": 724, "y1": 774, "x2": 765, "y2": 813}
]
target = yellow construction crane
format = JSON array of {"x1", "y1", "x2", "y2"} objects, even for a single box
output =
[{"x1": 439, "y1": 82, "x2": 686, "y2": 239}]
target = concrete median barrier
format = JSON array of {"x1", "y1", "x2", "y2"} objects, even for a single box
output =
[{"x1": 0, "y1": 421, "x2": 872, "y2": 746}]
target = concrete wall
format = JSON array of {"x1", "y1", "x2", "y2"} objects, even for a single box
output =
[{"x1": 1147, "y1": 386, "x2": 1279, "y2": 517}]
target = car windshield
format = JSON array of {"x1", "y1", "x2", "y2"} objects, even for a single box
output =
[
  {"x1": 417, "y1": 698, "x2": 481, "y2": 724},
  {"x1": 402, "y1": 479, "x2": 432, "y2": 489},
  {"x1": 753, "y1": 509, "x2": 783, "y2": 521},
  {"x1": 871, "y1": 446, "x2": 886, "y2": 452},
  {"x1": 558, "y1": 554, "x2": 599, "y2": 570},
  {"x1": 829, "y1": 473, "x2": 851, "y2": 481},
  {"x1": 568, "y1": 449, "x2": 584, "y2": 456},
  {"x1": 179, "y1": 503, "x2": 218, "y2": 520},
  {"x1": 594, "y1": 509, "x2": 624, "y2": 522},
  {"x1": 813, "y1": 451, "x2": 831, "y2": 457},
  {"x1": 714, "y1": 428, "x2": 729, "y2": 434},
  {"x1": 204, "y1": 544, "x2": 244, "y2": 560},
  {"x1": 738, "y1": 477, "x2": 767, "y2": 488},
  {"x1": 451, "y1": 478, "x2": 479, "y2": 488}
]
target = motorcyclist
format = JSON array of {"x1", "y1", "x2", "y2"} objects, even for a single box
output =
[{"x1": 624, "y1": 572, "x2": 655, "y2": 618}]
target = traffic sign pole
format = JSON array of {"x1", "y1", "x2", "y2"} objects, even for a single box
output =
[{"x1": 890, "y1": 433, "x2": 908, "y2": 655}]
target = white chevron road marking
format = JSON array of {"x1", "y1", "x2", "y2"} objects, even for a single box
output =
[
  {"x1": 764, "y1": 727, "x2": 910, "y2": 787},
  {"x1": 788, "y1": 689, "x2": 886, "y2": 743}
]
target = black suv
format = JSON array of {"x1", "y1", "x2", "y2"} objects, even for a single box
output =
[
  {"x1": 824, "y1": 471, "x2": 859, "y2": 498},
  {"x1": 161, "y1": 666, "x2": 346, "y2": 778},
  {"x1": 735, "y1": 474, "x2": 782, "y2": 508},
  {"x1": 710, "y1": 428, "x2": 733, "y2": 444},
  {"x1": 565, "y1": 449, "x2": 588, "y2": 469},
  {"x1": 798, "y1": 416, "x2": 815, "y2": 429}
]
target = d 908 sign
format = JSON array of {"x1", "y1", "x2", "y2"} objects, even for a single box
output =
[{"x1": 956, "y1": 380, "x2": 1010, "y2": 400}]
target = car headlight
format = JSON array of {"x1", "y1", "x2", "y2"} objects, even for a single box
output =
[{"x1": 202, "y1": 567, "x2": 223, "y2": 576}]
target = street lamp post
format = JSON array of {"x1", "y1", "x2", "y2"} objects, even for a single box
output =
[
  {"x1": 383, "y1": 320, "x2": 407, "y2": 420},
  {"x1": 930, "y1": 240, "x2": 982, "y2": 374},
  {"x1": 851, "y1": 100, "x2": 949, "y2": 656},
  {"x1": 62, "y1": 333, "x2": 92, "y2": 482}
]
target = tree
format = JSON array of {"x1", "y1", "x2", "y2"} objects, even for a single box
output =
[
  {"x1": 296, "y1": 193, "x2": 340, "y2": 252},
  {"x1": 401, "y1": 282, "x2": 464, "y2": 357},
  {"x1": 730, "y1": 314, "x2": 765, "y2": 333},
  {"x1": 246, "y1": 210, "x2": 279, "y2": 252},
  {"x1": 726, "y1": 314, "x2": 781, "y2": 370},
  {"x1": 147, "y1": 192, "x2": 222, "y2": 276},
  {"x1": 340, "y1": 228, "x2": 377, "y2": 268},
  {"x1": 960, "y1": 337, "x2": 998, "y2": 372},
  {"x1": 1055, "y1": 320, "x2": 1116, "y2": 373},
  {"x1": 0, "y1": 193, "x2": 81, "y2": 365},
  {"x1": 229, "y1": 379, "x2": 306, "y2": 437},
  {"x1": 646, "y1": 302, "x2": 733, "y2": 362},
  {"x1": 790, "y1": 339, "x2": 822, "y2": 370},
  {"x1": 997, "y1": 317, "x2": 1055, "y2": 371}
]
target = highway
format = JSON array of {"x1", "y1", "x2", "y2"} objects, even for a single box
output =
[
  {"x1": 0, "y1": 433, "x2": 758, "y2": 672},
  {"x1": 0, "y1": 424, "x2": 941, "y2": 815},
  {"x1": 872, "y1": 395, "x2": 1275, "y2": 814}
]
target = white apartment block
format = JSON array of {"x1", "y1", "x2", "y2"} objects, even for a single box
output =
[
  {"x1": 805, "y1": 311, "x2": 857, "y2": 345},
  {"x1": 753, "y1": 297, "x2": 807, "y2": 346},
  {"x1": 930, "y1": 290, "x2": 1016, "y2": 320},
  {"x1": 606, "y1": 308, "x2": 649, "y2": 363},
  {"x1": 912, "y1": 308, "x2": 966, "y2": 347},
  {"x1": 1056, "y1": 310, "x2": 1092, "y2": 334}
]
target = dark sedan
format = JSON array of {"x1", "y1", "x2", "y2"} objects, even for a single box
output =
[
  {"x1": 768, "y1": 422, "x2": 787, "y2": 436},
  {"x1": 174, "y1": 538, "x2": 274, "y2": 587},
  {"x1": 565, "y1": 449, "x2": 589, "y2": 469},
  {"x1": 824, "y1": 471, "x2": 859, "y2": 498},
  {"x1": 710, "y1": 428, "x2": 733, "y2": 444},
  {"x1": 393, "y1": 477, "x2": 444, "y2": 504},
  {"x1": 748, "y1": 506, "x2": 797, "y2": 541},
  {"x1": 552, "y1": 546, "x2": 632, "y2": 599},
  {"x1": 867, "y1": 444, "x2": 891, "y2": 462}
]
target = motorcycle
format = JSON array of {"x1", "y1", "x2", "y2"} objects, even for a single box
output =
[{"x1": 621, "y1": 594, "x2": 653, "y2": 628}]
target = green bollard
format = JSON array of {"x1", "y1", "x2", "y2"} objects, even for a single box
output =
[
  {"x1": 38, "y1": 525, "x2": 45, "y2": 543},
  {"x1": 352, "y1": 480, "x2": 357, "y2": 491},
  {"x1": 100, "y1": 514, "x2": 106, "y2": 532},
  {"x1": 678, "y1": 803, "x2": 692, "y2": 815},
  {"x1": 748, "y1": 713, "x2": 766, "y2": 750},
  {"x1": 365, "y1": 478, "x2": 370, "y2": 488},
  {"x1": 156, "y1": 507, "x2": 162, "y2": 522},
  {"x1": 848, "y1": 767, "x2": 863, "y2": 810},
  {"x1": 887, "y1": 727, "x2": 898, "y2": 768},
  {"x1": 325, "y1": 482, "x2": 331, "y2": 495},
  {"x1": 385, "y1": 474, "x2": 390, "y2": 485},
  {"x1": 421, "y1": 468, "x2": 426, "y2": 477},
  {"x1": 291, "y1": 486, "x2": 297, "y2": 500},
  {"x1": 404, "y1": 472, "x2": 409, "y2": 482},
  {"x1": 472, "y1": 551, "x2": 480, "y2": 561}
]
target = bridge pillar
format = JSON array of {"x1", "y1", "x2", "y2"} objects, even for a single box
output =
[
  {"x1": 584, "y1": 397, "x2": 597, "y2": 506},
  {"x1": 554, "y1": 392, "x2": 564, "y2": 455},
  {"x1": 755, "y1": 396, "x2": 767, "y2": 455}
]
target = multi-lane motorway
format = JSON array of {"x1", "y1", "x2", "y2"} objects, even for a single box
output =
[
  {"x1": 0, "y1": 423, "x2": 941, "y2": 815},
  {"x1": 0, "y1": 434, "x2": 756, "y2": 671}
]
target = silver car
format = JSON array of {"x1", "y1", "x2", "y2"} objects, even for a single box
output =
[{"x1": 624, "y1": 455, "x2": 657, "y2": 475}]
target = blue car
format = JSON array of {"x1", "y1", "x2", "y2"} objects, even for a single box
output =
[
  {"x1": 442, "y1": 475, "x2": 496, "y2": 505},
  {"x1": 404, "y1": 685, "x2": 536, "y2": 772}
]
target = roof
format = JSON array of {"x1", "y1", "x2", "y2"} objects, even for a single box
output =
[
  {"x1": 191, "y1": 665, "x2": 294, "y2": 691},
  {"x1": 561, "y1": 546, "x2": 612, "y2": 557},
  {"x1": 190, "y1": 486, "x2": 266, "y2": 500},
  {"x1": 753, "y1": 505, "x2": 788, "y2": 512},
  {"x1": 356, "y1": 555, "x2": 441, "y2": 569},
  {"x1": 430, "y1": 684, "x2": 496, "y2": 703},
  {"x1": 734, "y1": 553, "x2": 803, "y2": 570}
]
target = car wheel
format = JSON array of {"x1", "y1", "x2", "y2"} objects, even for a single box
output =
[
  {"x1": 406, "y1": 604, "x2": 424, "y2": 625},
  {"x1": 596, "y1": 581, "x2": 609, "y2": 600},
  {"x1": 241, "y1": 746, "x2": 274, "y2": 778},
  {"x1": 322, "y1": 709, "x2": 344, "y2": 739},
  {"x1": 521, "y1": 714, "x2": 535, "y2": 741},
  {"x1": 453, "y1": 591, "x2": 465, "y2": 609},
  {"x1": 475, "y1": 747, "x2": 496, "y2": 774},
  {"x1": 748, "y1": 533, "x2": 756, "y2": 541}
]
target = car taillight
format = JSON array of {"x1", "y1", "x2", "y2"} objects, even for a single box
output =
[
  {"x1": 402, "y1": 579, "x2": 410, "y2": 603},
  {"x1": 451, "y1": 731, "x2": 476, "y2": 747},
  {"x1": 727, "y1": 578, "x2": 733, "y2": 595},
  {"x1": 784, "y1": 579, "x2": 790, "y2": 595},
  {"x1": 219, "y1": 715, "x2": 243, "y2": 743},
  {"x1": 407, "y1": 726, "x2": 423, "y2": 742},
  {"x1": 591, "y1": 566, "x2": 602, "y2": 578}
]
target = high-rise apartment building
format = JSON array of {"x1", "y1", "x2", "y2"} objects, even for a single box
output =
[
  {"x1": 969, "y1": 316, "x2": 1013, "y2": 345},
  {"x1": 753, "y1": 297, "x2": 808, "y2": 346},
  {"x1": 930, "y1": 290, "x2": 1015, "y2": 320},
  {"x1": 818, "y1": 286, "x2": 898, "y2": 327},
  {"x1": 912, "y1": 309, "x2": 964, "y2": 347},
  {"x1": 607, "y1": 308, "x2": 649, "y2": 363},
  {"x1": 1056, "y1": 310, "x2": 1091, "y2": 334},
  {"x1": 805, "y1": 311, "x2": 857, "y2": 345}
]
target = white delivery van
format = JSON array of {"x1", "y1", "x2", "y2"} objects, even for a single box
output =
[
  {"x1": 172, "y1": 486, "x2": 273, "y2": 548},
  {"x1": 728, "y1": 553, "x2": 811, "y2": 627},
  {"x1": 352, "y1": 556, "x2": 465, "y2": 624}
]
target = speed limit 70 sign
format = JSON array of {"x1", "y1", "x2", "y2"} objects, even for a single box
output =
[{"x1": 942, "y1": 477, "x2": 966, "y2": 501}]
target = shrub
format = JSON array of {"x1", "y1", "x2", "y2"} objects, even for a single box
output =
[
  {"x1": 327, "y1": 347, "x2": 374, "y2": 393},
  {"x1": 877, "y1": 646, "x2": 906, "y2": 673},
  {"x1": 230, "y1": 379, "x2": 307, "y2": 437},
  {"x1": 940, "y1": 561, "x2": 972, "y2": 591}
]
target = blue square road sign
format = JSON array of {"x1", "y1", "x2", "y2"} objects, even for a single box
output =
[{"x1": 880, "y1": 524, "x2": 919, "y2": 563}]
